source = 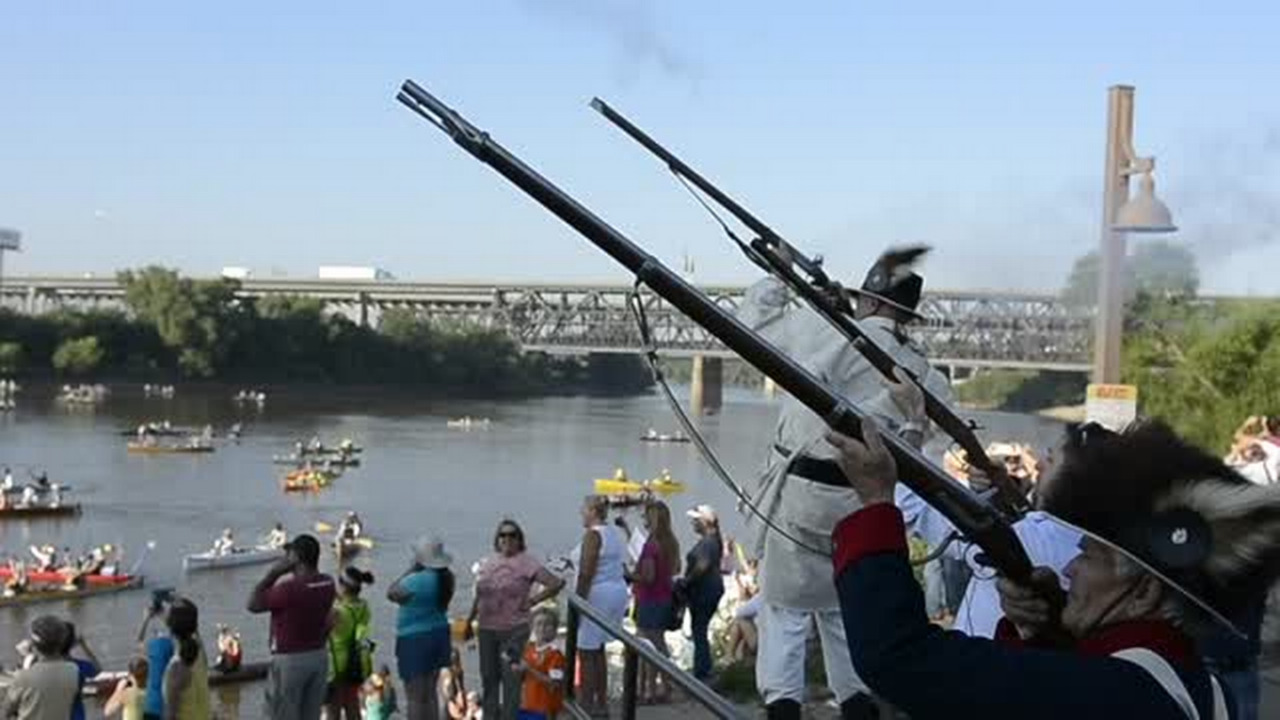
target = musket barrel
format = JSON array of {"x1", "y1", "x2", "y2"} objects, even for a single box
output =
[{"x1": 399, "y1": 81, "x2": 1033, "y2": 582}]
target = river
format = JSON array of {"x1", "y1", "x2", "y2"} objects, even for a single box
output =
[{"x1": 0, "y1": 382, "x2": 1066, "y2": 717}]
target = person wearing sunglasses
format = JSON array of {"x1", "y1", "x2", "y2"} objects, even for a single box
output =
[{"x1": 464, "y1": 519, "x2": 565, "y2": 720}]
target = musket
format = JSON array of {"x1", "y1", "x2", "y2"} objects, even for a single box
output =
[
  {"x1": 589, "y1": 98, "x2": 1030, "y2": 518},
  {"x1": 395, "y1": 79, "x2": 1034, "y2": 582}
]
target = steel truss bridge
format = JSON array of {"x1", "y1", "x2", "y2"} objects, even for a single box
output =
[{"x1": 0, "y1": 277, "x2": 1093, "y2": 372}]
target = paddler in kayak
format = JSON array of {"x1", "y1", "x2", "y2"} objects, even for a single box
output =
[
  {"x1": 265, "y1": 523, "x2": 288, "y2": 550},
  {"x1": 214, "y1": 624, "x2": 243, "y2": 673},
  {"x1": 337, "y1": 512, "x2": 364, "y2": 543},
  {"x1": 212, "y1": 529, "x2": 236, "y2": 557}
]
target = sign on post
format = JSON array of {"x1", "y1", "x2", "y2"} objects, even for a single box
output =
[
  {"x1": 1085, "y1": 383, "x2": 1138, "y2": 431},
  {"x1": 0, "y1": 228, "x2": 20, "y2": 251}
]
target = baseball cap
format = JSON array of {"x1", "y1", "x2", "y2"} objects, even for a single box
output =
[{"x1": 686, "y1": 504, "x2": 718, "y2": 524}]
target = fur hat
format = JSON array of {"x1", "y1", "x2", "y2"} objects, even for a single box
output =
[
  {"x1": 849, "y1": 245, "x2": 930, "y2": 320},
  {"x1": 1040, "y1": 420, "x2": 1280, "y2": 635}
]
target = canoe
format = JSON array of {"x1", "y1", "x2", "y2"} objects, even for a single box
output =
[
  {"x1": 0, "y1": 567, "x2": 135, "y2": 587},
  {"x1": 0, "y1": 576, "x2": 143, "y2": 608},
  {"x1": 639, "y1": 434, "x2": 691, "y2": 444},
  {"x1": 299, "y1": 444, "x2": 363, "y2": 455},
  {"x1": 127, "y1": 443, "x2": 214, "y2": 454},
  {"x1": 0, "y1": 504, "x2": 82, "y2": 519},
  {"x1": 282, "y1": 469, "x2": 338, "y2": 492},
  {"x1": 184, "y1": 546, "x2": 285, "y2": 571},
  {"x1": 272, "y1": 454, "x2": 361, "y2": 467},
  {"x1": 594, "y1": 479, "x2": 686, "y2": 496},
  {"x1": 334, "y1": 537, "x2": 374, "y2": 561},
  {"x1": 85, "y1": 661, "x2": 270, "y2": 697}
]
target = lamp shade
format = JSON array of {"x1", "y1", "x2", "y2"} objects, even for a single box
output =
[{"x1": 1113, "y1": 172, "x2": 1176, "y2": 233}]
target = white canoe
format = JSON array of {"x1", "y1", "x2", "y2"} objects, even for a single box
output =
[{"x1": 183, "y1": 546, "x2": 284, "y2": 571}]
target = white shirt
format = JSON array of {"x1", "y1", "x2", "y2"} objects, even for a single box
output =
[
  {"x1": 897, "y1": 483, "x2": 1081, "y2": 637},
  {"x1": 738, "y1": 276, "x2": 954, "y2": 610}
]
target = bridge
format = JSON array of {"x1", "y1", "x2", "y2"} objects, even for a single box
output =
[{"x1": 0, "y1": 274, "x2": 1093, "y2": 371}]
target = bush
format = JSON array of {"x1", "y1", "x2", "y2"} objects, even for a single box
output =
[{"x1": 0, "y1": 342, "x2": 21, "y2": 374}]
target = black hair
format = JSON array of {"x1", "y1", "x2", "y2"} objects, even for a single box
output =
[
  {"x1": 60, "y1": 621, "x2": 77, "y2": 655},
  {"x1": 437, "y1": 567, "x2": 455, "y2": 613},
  {"x1": 341, "y1": 566, "x2": 375, "y2": 596},
  {"x1": 166, "y1": 598, "x2": 201, "y2": 666}
]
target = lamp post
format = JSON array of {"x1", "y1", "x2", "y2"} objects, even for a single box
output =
[{"x1": 1093, "y1": 86, "x2": 1177, "y2": 384}]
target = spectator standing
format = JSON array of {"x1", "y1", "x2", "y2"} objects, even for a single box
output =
[
  {"x1": 160, "y1": 599, "x2": 210, "y2": 720},
  {"x1": 682, "y1": 506, "x2": 725, "y2": 682},
  {"x1": 326, "y1": 566, "x2": 376, "y2": 720},
  {"x1": 625, "y1": 501, "x2": 681, "y2": 704},
  {"x1": 248, "y1": 534, "x2": 337, "y2": 720},
  {"x1": 465, "y1": 519, "x2": 565, "y2": 720},
  {"x1": 0, "y1": 616, "x2": 80, "y2": 720},
  {"x1": 388, "y1": 536, "x2": 456, "y2": 720},
  {"x1": 572, "y1": 496, "x2": 629, "y2": 717}
]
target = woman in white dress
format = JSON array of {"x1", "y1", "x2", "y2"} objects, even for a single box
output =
[{"x1": 572, "y1": 495, "x2": 629, "y2": 717}]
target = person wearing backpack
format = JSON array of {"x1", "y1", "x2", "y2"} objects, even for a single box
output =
[{"x1": 326, "y1": 567, "x2": 375, "y2": 720}]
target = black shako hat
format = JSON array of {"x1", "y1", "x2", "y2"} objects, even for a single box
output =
[
  {"x1": 1040, "y1": 420, "x2": 1280, "y2": 637},
  {"x1": 849, "y1": 245, "x2": 930, "y2": 321}
]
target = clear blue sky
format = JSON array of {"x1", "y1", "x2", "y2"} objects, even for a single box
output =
[{"x1": 2, "y1": 1, "x2": 1278, "y2": 293}]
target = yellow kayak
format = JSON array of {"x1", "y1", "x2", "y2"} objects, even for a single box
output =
[{"x1": 594, "y1": 478, "x2": 686, "y2": 496}]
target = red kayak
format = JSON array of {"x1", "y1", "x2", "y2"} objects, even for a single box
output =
[{"x1": 0, "y1": 567, "x2": 135, "y2": 587}]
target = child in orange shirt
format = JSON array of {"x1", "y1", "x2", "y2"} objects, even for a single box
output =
[{"x1": 514, "y1": 608, "x2": 566, "y2": 720}]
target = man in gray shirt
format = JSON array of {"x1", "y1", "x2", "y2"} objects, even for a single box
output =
[{"x1": 1, "y1": 616, "x2": 80, "y2": 720}]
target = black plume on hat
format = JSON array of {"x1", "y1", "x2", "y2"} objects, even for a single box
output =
[{"x1": 852, "y1": 245, "x2": 931, "y2": 319}]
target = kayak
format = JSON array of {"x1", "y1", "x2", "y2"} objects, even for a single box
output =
[
  {"x1": 594, "y1": 478, "x2": 686, "y2": 496},
  {"x1": 639, "y1": 433, "x2": 691, "y2": 443},
  {"x1": 0, "y1": 504, "x2": 82, "y2": 519},
  {"x1": 282, "y1": 468, "x2": 339, "y2": 492},
  {"x1": 272, "y1": 454, "x2": 361, "y2": 467},
  {"x1": 184, "y1": 546, "x2": 285, "y2": 571},
  {"x1": 127, "y1": 443, "x2": 214, "y2": 454},
  {"x1": 298, "y1": 444, "x2": 363, "y2": 455},
  {"x1": 334, "y1": 537, "x2": 374, "y2": 561},
  {"x1": 0, "y1": 576, "x2": 143, "y2": 608},
  {"x1": 85, "y1": 661, "x2": 270, "y2": 697}
]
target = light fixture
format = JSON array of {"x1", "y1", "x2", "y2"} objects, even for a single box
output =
[{"x1": 1113, "y1": 170, "x2": 1177, "y2": 233}]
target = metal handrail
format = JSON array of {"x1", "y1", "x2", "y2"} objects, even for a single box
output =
[{"x1": 564, "y1": 592, "x2": 744, "y2": 720}]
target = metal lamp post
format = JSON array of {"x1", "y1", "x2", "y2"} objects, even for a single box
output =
[{"x1": 1093, "y1": 86, "x2": 1177, "y2": 384}]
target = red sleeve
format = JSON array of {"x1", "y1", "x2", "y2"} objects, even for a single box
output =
[
  {"x1": 263, "y1": 577, "x2": 292, "y2": 610},
  {"x1": 831, "y1": 503, "x2": 907, "y2": 578},
  {"x1": 994, "y1": 618, "x2": 1024, "y2": 646}
]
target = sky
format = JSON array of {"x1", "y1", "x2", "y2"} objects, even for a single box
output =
[{"x1": 1, "y1": 1, "x2": 1279, "y2": 294}]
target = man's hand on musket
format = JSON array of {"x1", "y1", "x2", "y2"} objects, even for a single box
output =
[
  {"x1": 996, "y1": 568, "x2": 1066, "y2": 640},
  {"x1": 827, "y1": 417, "x2": 897, "y2": 506}
]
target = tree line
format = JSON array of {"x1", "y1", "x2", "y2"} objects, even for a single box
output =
[{"x1": 0, "y1": 266, "x2": 652, "y2": 396}]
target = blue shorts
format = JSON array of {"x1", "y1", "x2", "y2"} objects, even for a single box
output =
[
  {"x1": 395, "y1": 627, "x2": 451, "y2": 681},
  {"x1": 635, "y1": 601, "x2": 672, "y2": 631},
  {"x1": 517, "y1": 711, "x2": 548, "y2": 720}
]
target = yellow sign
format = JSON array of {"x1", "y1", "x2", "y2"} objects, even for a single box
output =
[{"x1": 1085, "y1": 384, "x2": 1139, "y2": 431}]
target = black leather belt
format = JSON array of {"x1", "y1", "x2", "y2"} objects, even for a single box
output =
[{"x1": 788, "y1": 455, "x2": 849, "y2": 488}]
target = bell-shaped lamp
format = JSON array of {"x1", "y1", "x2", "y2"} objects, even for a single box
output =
[{"x1": 1113, "y1": 172, "x2": 1177, "y2": 233}]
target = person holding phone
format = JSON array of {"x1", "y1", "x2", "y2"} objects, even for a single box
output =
[
  {"x1": 247, "y1": 534, "x2": 337, "y2": 720},
  {"x1": 104, "y1": 658, "x2": 150, "y2": 720},
  {"x1": 137, "y1": 592, "x2": 178, "y2": 720}
]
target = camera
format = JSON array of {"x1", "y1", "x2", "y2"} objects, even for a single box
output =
[{"x1": 150, "y1": 588, "x2": 176, "y2": 615}]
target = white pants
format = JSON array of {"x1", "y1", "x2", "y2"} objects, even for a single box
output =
[{"x1": 755, "y1": 601, "x2": 867, "y2": 704}]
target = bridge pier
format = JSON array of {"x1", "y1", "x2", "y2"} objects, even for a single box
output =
[{"x1": 690, "y1": 355, "x2": 722, "y2": 415}]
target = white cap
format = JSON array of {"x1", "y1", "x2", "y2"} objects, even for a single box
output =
[{"x1": 686, "y1": 504, "x2": 718, "y2": 524}]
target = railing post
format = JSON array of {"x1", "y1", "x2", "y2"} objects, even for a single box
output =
[
  {"x1": 565, "y1": 601, "x2": 580, "y2": 705},
  {"x1": 621, "y1": 646, "x2": 638, "y2": 720}
]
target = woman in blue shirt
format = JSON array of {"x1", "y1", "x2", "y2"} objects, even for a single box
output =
[{"x1": 388, "y1": 536, "x2": 455, "y2": 720}]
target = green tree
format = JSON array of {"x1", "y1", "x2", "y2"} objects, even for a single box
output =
[
  {"x1": 1062, "y1": 240, "x2": 1199, "y2": 306},
  {"x1": 0, "y1": 342, "x2": 22, "y2": 374},
  {"x1": 118, "y1": 266, "x2": 245, "y2": 377},
  {"x1": 1123, "y1": 298, "x2": 1280, "y2": 451},
  {"x1": 52, "y1": 336, "x2": 104, "y2": 376}
]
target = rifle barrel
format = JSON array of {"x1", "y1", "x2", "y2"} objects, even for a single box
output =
[{"x1": 397, "y1": 80, "x2": 1032, "y2": 582}]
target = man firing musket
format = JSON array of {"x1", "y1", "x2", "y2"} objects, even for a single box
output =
[{"x1": 737, "y1": 246, "x2": 952, "y2": 720}]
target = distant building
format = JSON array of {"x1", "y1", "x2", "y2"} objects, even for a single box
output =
[
  {"x1": 317, "y1": 266, "x2": 395, "y2": 281},
  {"x1": 221, "y1": 266, "x2": 252, "y2": 280}
]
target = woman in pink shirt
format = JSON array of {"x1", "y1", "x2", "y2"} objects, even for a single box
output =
[
  {"x1": 463, "y1": 519, "x2": 565, "y2": 720},
  {"x1": 625, "y1": 501, "x2": 681, "y2": 704}
]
